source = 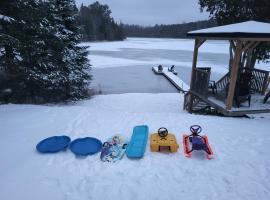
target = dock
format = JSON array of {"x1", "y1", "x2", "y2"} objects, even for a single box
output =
[{"x1": 152, "y1": 66, "x2": 189, "y2": 93}]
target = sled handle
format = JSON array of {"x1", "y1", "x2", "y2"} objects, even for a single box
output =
[
  {"x1": 190, "y1": 125, "x2": 202, "y2": 135},
  {"x1": 158, "y1": 127, "x2": 168, "y2": 138}
]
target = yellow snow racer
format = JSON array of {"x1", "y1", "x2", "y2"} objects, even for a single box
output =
[{"x1": 150, "y1": 127, "x2": 179, "y2": 153}]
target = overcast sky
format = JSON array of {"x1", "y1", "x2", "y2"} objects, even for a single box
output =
[{"x1": 75, "y1": 0, "x2": 210, "y2": 26}]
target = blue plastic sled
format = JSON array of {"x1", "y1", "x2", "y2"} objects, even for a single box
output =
[
  {"x1": 100, "y1": 135, "x2": 129, "y2": 162},
  {"x1": 69, "y1": 137, "x2": 102, "y2": 156},
  {"x1": 36, "y1": 135, "x2": 71, "y2": 153},
  {"x1": 126, "y1": 125, "x2": 149, "y2": 158}
]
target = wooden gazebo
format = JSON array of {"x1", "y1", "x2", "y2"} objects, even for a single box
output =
[{"x1": 184, "y1": 21, "x2": 270, "y2": 116}]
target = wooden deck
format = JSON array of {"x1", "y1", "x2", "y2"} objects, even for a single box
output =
[
  {"x1": 184, "y1": 66, "x2": 270, "y2": 116},
  {"x1": 189, "y1": 90, "x2": 270, "y2": 116},
  {"x1": 152, "y1": 66, "x2": 189, "y2": 93}
]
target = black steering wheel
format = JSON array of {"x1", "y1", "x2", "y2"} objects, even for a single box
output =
[
  {"x1": 190, "y1": 125, "x2": 202, "y2": 135},
  {"x1": 158, "y1": 127, "x2": 168, "y2": 138}
]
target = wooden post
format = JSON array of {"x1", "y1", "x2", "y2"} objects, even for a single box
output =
[
  {"x1": 230, "y1": 40, "x2": 236, "y2": 52},
  {"x1": 226, "y1": 40, "x2": 243, "y2": 110},
  {"x1": 188, "y1": 38, "x2": 205, "y2": 112}
]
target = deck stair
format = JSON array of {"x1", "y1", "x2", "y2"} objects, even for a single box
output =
[{"x1": 184, "y1": 92, "x2": 215, "y2": 114}]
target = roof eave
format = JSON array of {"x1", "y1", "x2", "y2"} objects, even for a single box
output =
[{"x1": 186, "y1": 32, "x2": 270, "y2": 41}]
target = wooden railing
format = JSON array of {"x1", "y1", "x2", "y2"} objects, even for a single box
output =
[
  {"x1": 191, "y1": 67, "x2": 211, "y2": 97},
  {"x1": 215, "y1": 72, "x2": 230, "y2": 91},
  {"x1": 251, "y1": 68, "x2": 269, "y2": 94},
  {"x1": 214, "y1": 68, "x2": 269, "y2": 94}
]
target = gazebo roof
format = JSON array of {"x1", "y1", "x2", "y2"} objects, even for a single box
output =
[{"x1": 187, "y1": 21, "x2": 270, "y2": 40}]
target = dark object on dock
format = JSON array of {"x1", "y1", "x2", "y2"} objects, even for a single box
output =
[
  {"x1": 264, "y1": 91, "x2": 270, "y2": 103},
  {"x1": 168, "y1": 65, "x2": 178, "y2": 75},
  {"x1": 158, "y1": 65, "x2": 163, "y2": 72}
]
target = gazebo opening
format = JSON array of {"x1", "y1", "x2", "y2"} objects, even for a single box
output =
[{"x1": 184, "y1": 21, "x2": 270, "y2": 116}]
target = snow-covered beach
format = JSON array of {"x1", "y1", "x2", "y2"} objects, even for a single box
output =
[{"x1": 1, "y1": 38, "x2": 270, "y2": 200}]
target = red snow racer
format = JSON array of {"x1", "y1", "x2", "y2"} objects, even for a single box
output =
[{"x1": 183, "y1": 125, "x2": 213, "y2": 159}]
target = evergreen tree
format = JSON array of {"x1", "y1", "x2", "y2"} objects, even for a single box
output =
[
  {"x1": 78, "y1": 1, "x2": 126, "y2": 41},
  {"x1": 50, "y1": 0, "x2": 91, "y2": 100},
  {"x1": 0, "y1": 0, "x2": 91, "y2": 103},
  {"x1": 16, "y1": 0, "x2": 57, "y2": 102},
  {"x1": 0, "y1": 0, "x2": 24, "y2": 102}
]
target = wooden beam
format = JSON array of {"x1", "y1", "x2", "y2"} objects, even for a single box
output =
[
  {"x1": 230, "y1": 40, "x2": 236, "y2": 52},
  {"x1": 188, "y1": 39, "x2": 204, "y2": 113},
  {"x1": 226, "y1": 40, "x2": 243, "y2": 110},
  {"x1": 195, "y1": 39, "x2": 206, "y2": 49},
  {"x1": 242, "y1": 41, "x2": 256, "y2": 52},
  {"x1": 250, "y1": 41, "x2": 261, "y2": 50},
  {"x1": 189, "y1": 37, "x2": 270, "y2": 42}
]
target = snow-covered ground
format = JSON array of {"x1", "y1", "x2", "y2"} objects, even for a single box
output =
[
  {"x1": 1, "y1": 38, "x2": 270, "y2": 200},
  {"x1": 0, "y1": 93, "x2": 270, "y2": 200}
]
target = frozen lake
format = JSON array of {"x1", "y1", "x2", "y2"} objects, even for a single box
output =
[{"x1": 84, "y1": 38, "x2": 231, "y2": 94}]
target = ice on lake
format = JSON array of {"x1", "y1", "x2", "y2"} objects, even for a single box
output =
[{"x1": 84, "y1": 38, "x2": 232, "y2": 94}]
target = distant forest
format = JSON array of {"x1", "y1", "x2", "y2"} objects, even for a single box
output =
[
  {"x1": 78, "y1": 2, "x2": 217, "y2": 40},
  {"x1": 123, "y1": 20, "x2": 217, "y2": 38},
  {"x1": 78, "y1": 1, "x2": 125, "y2": 41}
]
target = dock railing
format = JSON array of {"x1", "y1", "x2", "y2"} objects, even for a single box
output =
[
  {"x1": 214, "y1": 68, "x2": 269, "y2": 95},
  {"x1": 251, "y1": 68, "x2": 269, "y2": 94},
  {"x1": 191, "y1": 67, "x2": 211, "y2": 97}
]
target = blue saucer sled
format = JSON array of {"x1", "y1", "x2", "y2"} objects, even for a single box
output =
[
  {"x1": 69, "y1": 137, "x2": 102, "y2": 156},
  {"x1": 36, "y1": 135, "x2": 71, "y2": 153},
  {"x1": 126, "y1": 125, "x2": 149, "y2": 158}
]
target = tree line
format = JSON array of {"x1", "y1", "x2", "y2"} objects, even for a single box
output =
[
  {"x1": 123, "y1": 20, "x2": 216, "y2": 38},
  {"x1": 78, "y1": 1, "x2": 125, "y2": 41}
]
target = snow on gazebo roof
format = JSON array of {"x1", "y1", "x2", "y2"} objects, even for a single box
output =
[{"x1": 187, "y1": 21, "x2": 270, "y2": 39}]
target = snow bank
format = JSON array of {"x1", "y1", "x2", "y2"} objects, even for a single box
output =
[{"x1": 0, "y1": 93, "x2": 270, "y2": 200}]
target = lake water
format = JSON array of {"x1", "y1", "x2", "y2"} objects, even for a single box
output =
[{"x1": 87, "y1": 38, "x2": 230, "y2": 94}]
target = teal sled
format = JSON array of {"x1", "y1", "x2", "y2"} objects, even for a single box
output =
[{"x1": 126, "y1": 125, "x2": 149, "y2": 158}]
